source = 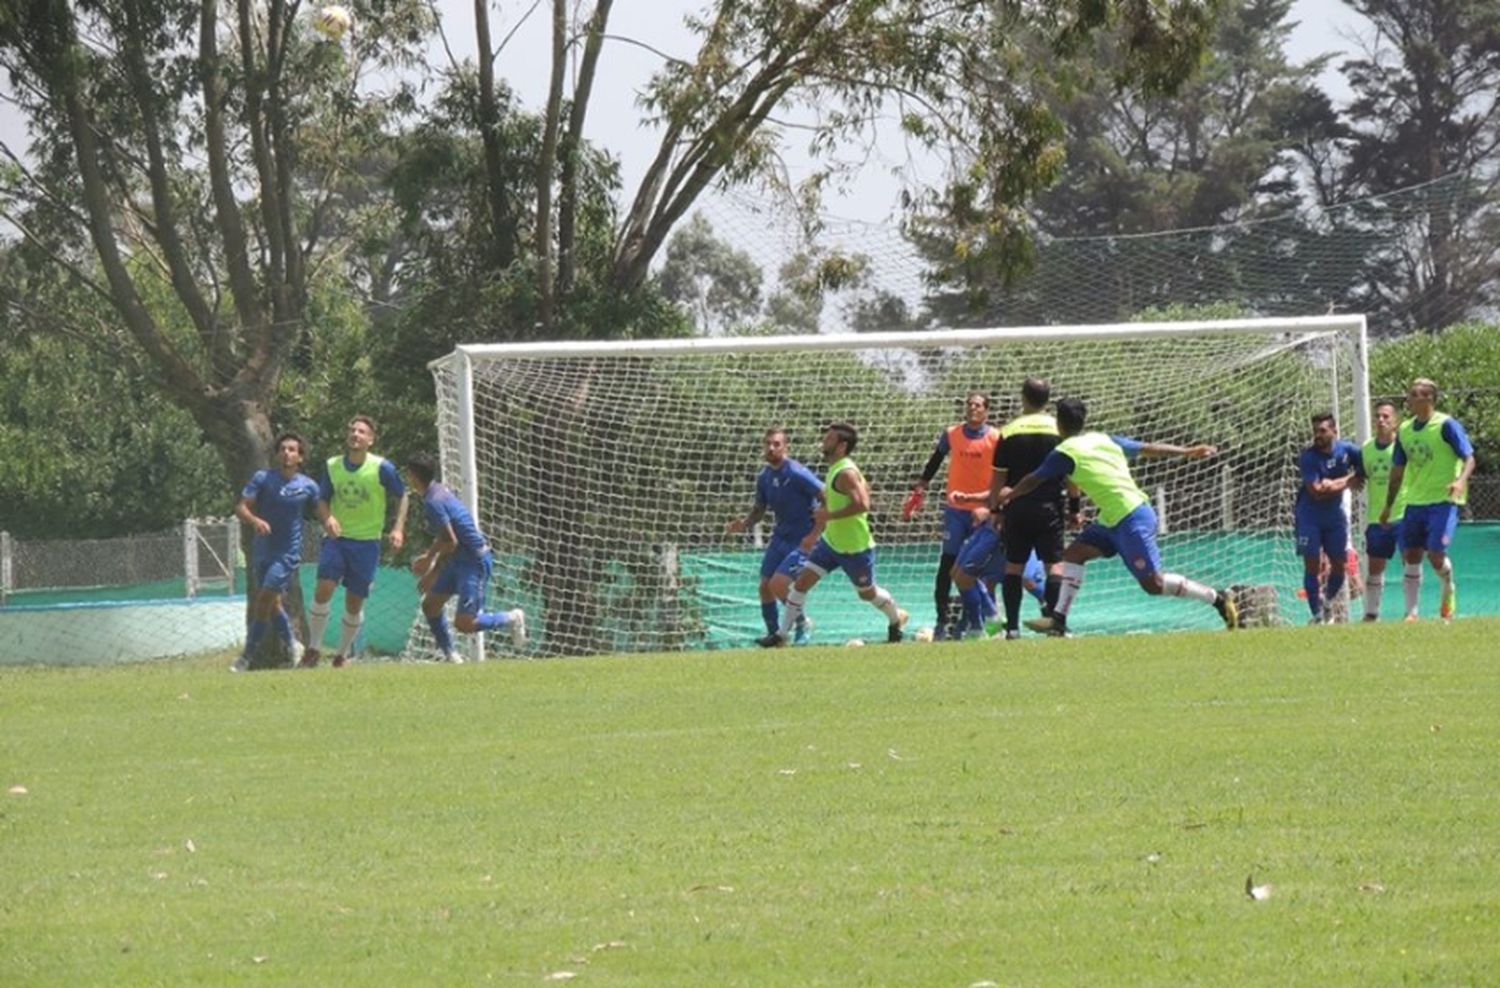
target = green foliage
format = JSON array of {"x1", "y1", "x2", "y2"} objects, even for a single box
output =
[
  {"x1": 5, "y1": 620, "x2": 1500, "y2": 983},
  {"x1": 655, "y1": 213, "x2": 764, "y2": 333},
  {"x1": 1370, "y1": 322, "x2": 1500, "y2": 472}
]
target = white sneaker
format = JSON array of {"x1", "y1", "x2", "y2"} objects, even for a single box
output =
[
  {"x1": 229, "y1": 655, "x2": 249, "y2": 673},
  {"x1": 507, "y1": 609, "x2": 528, "y2": 649},
  {"x1": 442, "y1": 651, "x2": 464, "y2": 664}
]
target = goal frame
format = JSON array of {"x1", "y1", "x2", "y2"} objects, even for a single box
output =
[{"x1": 428, "y1": 314, "x2": 1370, "y2": 656}]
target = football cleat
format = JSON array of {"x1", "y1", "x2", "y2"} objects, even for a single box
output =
[
  {"x1": 332, "y1": 653, "x2": 349, "y2": 668},
  {"x1": 886, "y1": 608, "x2": 910, "y2": 644},
  {"x1": 297, "y1": 647, "x2": 320, "y2": 669},
  {"x1": 229, "y1": 655, "x2": 250, "y2": 673},
  {"x1": 507, "y1": 608, "x2": 528, "y2": 649},
  {"x1": 1024, "y1": 615, "x2": 1057, "y2": 634},
  {"x1": 792, "y1": 615, "x2": 814, "y2": 646},
  {"x1": 1439, "y1": 583, "x2": 1456, "y2": 621},
  {"x1": 442, "y1": 651, "x2": 464, "y2": 664},
  {"x1": 756, "y1": 631, "x2": 787, "y2": 648},
  {"x1": 1004, "y1": 629, "x2": 1022, "y2": 641},
  {"x1": 1214, "y1": 590, "x2": 1240, "y2": 630}
]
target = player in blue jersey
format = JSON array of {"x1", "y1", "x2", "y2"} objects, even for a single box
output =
[
  {"x1": 948, "y1": 517, "x2": 1047, "y2": 639},
  {"x1": 404, "y1": 453, "x2": 527, "y2": 662},
  {"x1": 1295, "y1": 413, "x2": 1363, "y2": 624},
  {"x1": 726, "y1": 427, "x2": 823, "y2": 643},
  {"x1": 304, "y1": 414, "x2": 409, "y2": 667},
  {"x1": 231, "y1": 432, "x2": 322, "y2": 672}
]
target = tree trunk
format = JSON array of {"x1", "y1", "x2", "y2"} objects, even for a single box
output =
[{"x1": 535, "y1": 0, "x2": 568, "y2": 330}]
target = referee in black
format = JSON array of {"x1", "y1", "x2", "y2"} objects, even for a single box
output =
[{"x1": 989, "y1": 378, "x2": 1076, "y2": 638}]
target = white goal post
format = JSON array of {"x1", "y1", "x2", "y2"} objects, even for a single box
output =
[{"x1": 420, "y1": 315, "x2": 1369, "y2": 658}]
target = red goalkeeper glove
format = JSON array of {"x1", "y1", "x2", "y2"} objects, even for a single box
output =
[{"x1": 902, "y1": 486, "x2": 925, "y2": 521}]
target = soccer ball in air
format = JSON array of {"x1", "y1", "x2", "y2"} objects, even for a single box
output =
[{"x1": 312, "y1": 5, "x2": 353, "y2": 41}]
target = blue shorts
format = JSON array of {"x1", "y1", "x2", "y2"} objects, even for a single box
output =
[
  {"x1": 431, "y1": 551, "x2": 492, "y2": 616},
  {"x1": 1076, "y1": 503, "x2": 1162, "y2": 580},
  {"x1": 1294, "y1": 511, "x2": 1348, "y2": 561},
  {"x1": 941, "y1": 505, "x2": 982, "y2": 557},
  {"x1": 316, "y1": 538, "x2": 381, "y2": 598},
  {"x1": 956, "y1": 523, "x2": 1002, "y2": 579},
  {"x1": 253, "y1": 552, "x2": 299, "y2": 593},
  {"x1": 760, "y1": 534, "x2": 810, "y2": 581},
  {"x1": 1364, "y1": 522, "x2": 1400, "y2": 561},
  {"x1": 1399, "y1": 503, "x2": 1459, "y2": 553},
  {"x1": 1021, "y1": 552, "x2": 1046, "y2": 589},
  {"x1": 805, "y1": 540, "x2": 876, "y2": 589}
]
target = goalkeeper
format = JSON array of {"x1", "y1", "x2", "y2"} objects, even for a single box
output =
[
  {"x1": 999, "y1": 397, "x2": 1239, "y2": 636},
  {"x1": 759, "y1": 423, "x2": 908, "y2": 647},
  {"x1": 726, "y1": 427, "x2": 823, "y2": 643},
  {"x1": 904, "y1": 392, "x2": 999, "y2": 638}
]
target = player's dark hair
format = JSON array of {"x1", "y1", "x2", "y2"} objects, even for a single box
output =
[
  {"x1": 1021, "y1": 377, "x2": 1050, "y2": 409},
  {"x1": 1374, "y1": 399, "x2": 1399, "y2": 413},
  {"x1": 1055, "y1": 397, "x2": 1087, "y2": 434},
  {"x1": 828, "y1": 422, "x2": 858, "y2": 454},
  {"x1": 965, "y1": 390, "x2": 990, "y2": 409},
  {"x1": 405, "y1": 452, "x2": 439, "y2": 485},
  {"x1": 1311, "y1": 411, "x2": 1336, "y2": 429},
  {"x1": 764, "y1": 426, "x2": 788, "y2": 442},
  {"x1": 350, "y1": 413, "x2": 377, "y2": 435},
  {"x1": 273, "y1": 431, "x2": 307, "y2": 459}
]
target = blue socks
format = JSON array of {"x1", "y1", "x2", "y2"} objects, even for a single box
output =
[
  {"x1": 761, "y1": 601, "x2": 779, "y2": 635},
  {"x1": 1324, "y1": 569, "x2": 1345, "y2": 606},
  {"x1": 472, "y1": 610, "x2": 510, "y2": 632},
  {"x1": 427, "y1": 613, "x2": 455, "y2": 654},
  {"x1": 243, "y1": 619, "x2": 268, "y2": 660},
  {"x1": 1304, "y1": 571, "x2": 1322, "y2": 616},
  {"x1": 272, "y1": 610, "x2": 294, "y2": 647}
]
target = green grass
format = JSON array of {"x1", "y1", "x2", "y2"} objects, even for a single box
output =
[{"x1": 3, "y1": 622, "x2": 1499, "y2": 986}]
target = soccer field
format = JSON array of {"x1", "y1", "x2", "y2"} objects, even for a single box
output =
[{"x1": 3, "y1": 622, "x2": 1498, "y2": 985}]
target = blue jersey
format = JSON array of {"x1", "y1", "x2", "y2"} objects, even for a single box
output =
[
  {"x1": 1392, "y1": 416, "x2": 1474, "y2": 465},
  {"x1": 241, "y1": 469, "x2": 320, "y2": 559},
  {"x1": 755, "y1": 458, "x2": 823, "y2": 540},
  {"x1": 1296, "y1": 440, "x2": 1361, "y2": 519},
  {"x1": 318, "y1": 455, "x2": 405, "y2": 504},
  {"x1": 422, "y1": 483, "x2": 489, "y2": 560}
]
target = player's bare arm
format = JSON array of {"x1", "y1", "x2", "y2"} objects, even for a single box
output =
[
  {"x1": 235, "y1": 496, "x2": 272, "y2": 537},
  {"x1": 389, "y1": 491, "x2": 409, "y2": 551},
  {"x1": 727, "y1": 502, "x2": 766, "y2": 534}
]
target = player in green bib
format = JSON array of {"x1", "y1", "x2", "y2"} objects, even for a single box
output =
[
  {"x1": 303, "y1": 414, "x2": 410, "y2": 666},
  {"x1": 999, "y1": 397, "x2": 1239, "y2": 636},
  {"x1": 758, "y1": 423, "x2": 909, "y2": 646},
  {"x1": 1355, "y1": 400, "x2": 1405, "y2": 621},
  {"x1": 1379, "y1": 378, "x2": 1476, "y2": 622}
]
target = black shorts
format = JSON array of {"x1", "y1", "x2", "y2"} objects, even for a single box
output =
[{"x1": 1002, "y1": 498, "x2": 1065, "y2": 565}]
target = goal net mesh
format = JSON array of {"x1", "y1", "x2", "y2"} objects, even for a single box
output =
[{"x1": 418, "y1": 320, "x2": 1362, "y2": 658}]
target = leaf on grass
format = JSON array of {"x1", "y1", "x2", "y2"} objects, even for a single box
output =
[
  {"x1": 1144, "y1": 852, "x2": 1162, "y2": 864},
  {"x1": 970, "y1": 981, "x2": 1001, "y2": 988},
  {"x1": 778, "y1": 769, "x2": 797, "y2": 776},
  {"x1": 1245, "y1": 875, "x2": 1272, "y2": 900},
  {"x1": 1430, "y1": 724, "x2": 1442, "y2": 733},
  {"x1": 7, "y1": 785, "x2": 27, "y2": 795},
  {"x1": 1358, "y1": 882, "x2": 1385, "y2": 894},
  {"x1": 178, "y1": 693, "x2": 191, "y2": 701},
  {"x1": 687, "y1": 884, "x2": 734, "y2": 894},
  {"x1": 1182, "y1": 821, "x2": 1207, "y2": 830},
  {"x1": 252, "y1": 955, "x2": 268, "y2": 964},
  {"x1": 887, "y1": 749, "x2": 905, "y2": 761},
  {"x1": 544, "y1": 972, "x2": 577, "y2": 981},
  {"x1": 185, "y1": 839, "x2": 196, "y2": 853},
  {"x1": 150, "y1": 871, "x2": 169, "y2": 881},
  {"x1": 591, "y1": 941, "x2": 627, "y2": 952},
  {"x1": 847, "y1": 762, "x2": 861, "y2": 769}
]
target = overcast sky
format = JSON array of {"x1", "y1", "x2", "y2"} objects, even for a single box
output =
[{"x1": 0, "y1": 0, "x2": 1371, "y2": 227}]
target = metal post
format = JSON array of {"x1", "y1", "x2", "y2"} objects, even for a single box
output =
[
  {"x1": 1154, "y1": 486, "x2": 1169, "y2": 534},
  {"x1": 227, "y1": 518, "x2": 239, "y2": 595},
  {"x1": 1221, "y1": 465, "x2": 1234, "y2": 530},
  {"x1": 183, "y1": 518, "x2": 199, "y2": 599},
  {"x1": 1, "y1": 531, "x2": 11, "y2": 605},
  {"x1": 455, "y1": 349, "x2": 485, "y2": 662}
]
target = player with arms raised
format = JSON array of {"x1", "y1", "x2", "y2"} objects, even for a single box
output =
[
  {"x1": 1380, "y1": 378, "x2": 1476, "y2": 621},
  {"x1": 232, "y1": 432, "x2": 322, "y2": 672},
  {"x1": 1357, "y1": 400, "x2": 1405, "y2": 621},
  {"x1": 726, "y1": 427, "x2": 822, "y2": 643},
  {"x1": 999, "y1": 397, "x2": 1239, "y2": 636},
  {"x1": 405, "y1": 453, "x2": 526, "y2": 661},
  {"x1": 759, "y1": 423, "x2": 908, "y2": 647}
]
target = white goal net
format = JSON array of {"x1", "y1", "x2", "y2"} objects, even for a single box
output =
[{"x1": 420, "y1": 315, "x2": 1368, "y2": 658}]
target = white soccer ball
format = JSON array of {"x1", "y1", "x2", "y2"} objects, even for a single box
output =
[
  {"x1": 913, "y1": 626, "x2": 935, "y2": 643},
  {"x1": 844, "y1": 638, "x2": 865, "y2": 648},
  {"x1": 312, "y1": 5, "x2": 353, "y2": 41}
]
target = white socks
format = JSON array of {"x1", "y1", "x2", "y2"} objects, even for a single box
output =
[
  {"x1": 307, "y1": 599, "x2": 332, "y2": 650},
  {"x1": 337, "y1": 611, "x2": 364, "y2": 656},
  {"x1": 1403, "y1": 563, "x2": 1422, "y2": 617},
  {"x1": 777, "y1": 587, "x2": 808, "y2": 637},
  {"x1": 1055, "y1": 562, "x2": 1085, "y2": 618},
  {"x1": 1364, "y1": 573, "x2": 1384, "y2": 619},
  {"x1": 1161, "y1": 573, "x2": 1218, "y2": 605},
  {"x1": 867, "y1": 586, "x2": 902, "y2": 624}
]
